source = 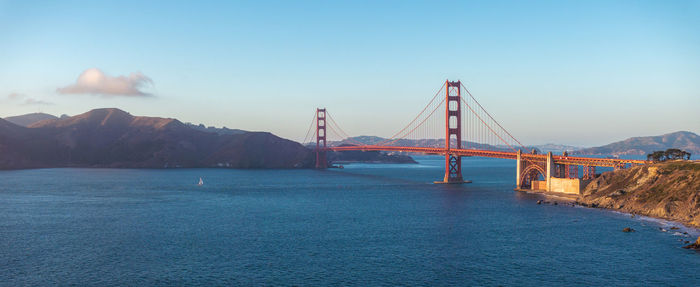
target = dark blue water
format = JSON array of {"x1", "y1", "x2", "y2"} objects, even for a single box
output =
[{"x1": 1, "y1": 156, "x2": 699, "y2": 286}]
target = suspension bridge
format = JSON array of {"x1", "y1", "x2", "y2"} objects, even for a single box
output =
[{"x1": 302, "y1": 80, "x2": 647, "y2": 194}]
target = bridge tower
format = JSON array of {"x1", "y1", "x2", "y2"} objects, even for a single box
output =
[
  {"x1": 315, "y1": 108, "x2": 327, "y2": 169},
  {"x1": 437, "y1": 80, "x2": 468, "y2": 183}
]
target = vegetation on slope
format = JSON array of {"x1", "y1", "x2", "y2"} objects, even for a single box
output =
[{"x1": 647, "y1": 148, "x2": 692, "y2": 161}]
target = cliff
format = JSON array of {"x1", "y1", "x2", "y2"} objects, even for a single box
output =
[{"x1": 577, "y1": 161, "x2": 700, "y2": 227}]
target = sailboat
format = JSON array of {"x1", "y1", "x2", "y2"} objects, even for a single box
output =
[{"x1": 198, "y1": 177, "x2": 204, "y2": 186}]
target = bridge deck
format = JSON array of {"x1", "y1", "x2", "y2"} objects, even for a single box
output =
[{"x1": 323, "y1": 145, "x2": 647, "y2": 167}]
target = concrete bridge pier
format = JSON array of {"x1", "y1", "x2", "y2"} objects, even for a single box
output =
[
  {"x1": 516, "y1": 149, "x2": 522, "y2": 189},
  {"x1": 517, "y1": 151, "x2": 587, "y2": 195},
  {"x1": 546, "y1": 151, "x2": 553, "y2": 192}
]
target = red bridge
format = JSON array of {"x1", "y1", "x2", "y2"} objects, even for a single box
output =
[{"x1": 302, "y1": 80, "x2": 647, "y2": 193}]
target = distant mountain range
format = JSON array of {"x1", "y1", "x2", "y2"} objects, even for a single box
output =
[
  {"x1": 4, "y1": 112, "x2": 59, "y2": 127},
  {"x1": 2, "y1": 110, "x2": 696, "y2": 169},
  {"x1": 328, "y1": 136, "x2": 542, "y2": 153},
  {"x1": 532, "y1": 143, "x2": 582, "y2": 154},
  {"x1": 572, "y1": 131, "x2": 700, "y2": 156},
  {"x1": 323, "y1": 132, "x2": 699, "y2": 157},
  {"x1": 0, "y1": 108, "x2": 311, "y2": 169},
  {"x1": 3, "y1": 112, "x2": 245, "y2": 136}
]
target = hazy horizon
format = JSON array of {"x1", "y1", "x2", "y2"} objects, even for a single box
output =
[{"x1": 1, "y1": 0, "x2": 698, "y2": 146}]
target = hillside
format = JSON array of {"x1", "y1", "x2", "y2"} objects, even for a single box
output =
[
  {"x1": 577, "y1": 161, "x2": 700, "y2": 227},
  {"x1": 3, "y1": 113, "x2": 58, "y2": 127},
  {"x1": 0, "y1": 108, "x2": 312, "y2": 169},
  {"x1": 574, "y1": 131, "x2": 700, "y2": 156}
]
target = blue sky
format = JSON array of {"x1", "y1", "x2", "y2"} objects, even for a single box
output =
[{"x1": 1, "y1": 0, "x2": 698, "y2": 146}]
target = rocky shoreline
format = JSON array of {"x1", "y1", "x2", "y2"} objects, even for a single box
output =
[
  {"x1": 528, "y1": 160, "x2": 700, "y2": 250},
  {"x1": 531, "y1": 195, "x2": 700, "y2": 249},
  {"x1": 576, "y1": 161, "x2": 700, "y2": 228}
]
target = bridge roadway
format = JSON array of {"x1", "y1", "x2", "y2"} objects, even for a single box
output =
[{"x1": 323, "y1": 145, "x2": 647, "y2": 168}]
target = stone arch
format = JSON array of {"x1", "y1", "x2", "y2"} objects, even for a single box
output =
[{"x1": 519, "y1": 163, "x2": 545, "y2": 188}]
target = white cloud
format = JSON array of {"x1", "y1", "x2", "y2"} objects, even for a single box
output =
[
  {"x1": 57, "y1": 68, "x2": 154, "y2": 97},
  {"x1": 7, "y1": 93, "x2": 53, "y2": 105},
  {"x1": 22, "y1": 98, "x2": 53, "y2": 106}
]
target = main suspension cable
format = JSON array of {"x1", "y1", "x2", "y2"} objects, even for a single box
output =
[
  {"x1": 461, "y1": 83, "x2": 527, "y2": 150},
  {"x1": 375, "y1": 82, "x2": 446, "y2": 146},
  {"x1": 461, "y1": 96, "x2": 518, "y2": 153},
  {"x1": 326, "y1": 111, "x2": 366, "y2": 146},
  {"x1": 301, "y1": 112, "x2": 318, "y2": 145},
  {"x1": 380, "y1": 97, "x2": 446, "y2": 147}
]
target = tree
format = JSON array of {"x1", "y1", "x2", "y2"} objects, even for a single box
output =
[
  {"x1": 647, "y1": 149, "x2": 691, "y2": 162},
  {"x1": 647, "y1": 151, "x2": 666, "y2": 162},
  {"x1": 666, "y1": 148, "x2": 690, "y2": 160}
]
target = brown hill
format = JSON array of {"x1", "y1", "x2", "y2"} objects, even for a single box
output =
[
  {"x1": 577, "y1": 161, "x2": 700, "y2": 227},
  {"x1": 0, "y1": 108, "x2": 312, "y2": 169}
]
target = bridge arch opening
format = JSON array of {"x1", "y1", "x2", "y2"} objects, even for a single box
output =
[{"x1": 520, "y1": 164, "x2": 545, "y2": 189}]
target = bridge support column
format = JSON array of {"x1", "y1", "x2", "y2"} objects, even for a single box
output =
[
  {"x1": 436, "y1": 80, "x2": 470, "y2": 184},
  {"x1": 582, "y1": 166, "x2": 596, "y2": 180},
  {"x1": 546, "y1": 152, "x2": 553, "y2": 192},
  {"x1": 315, "y1": 108, "x2": 327, "y2": 169},
  {"x1": 516, "y1": 149, "x2": 522, "y2": 189}
]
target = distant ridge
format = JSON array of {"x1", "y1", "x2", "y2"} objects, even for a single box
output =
[
  {"x1": 573, "y1": 131, "x2": 700, "y2": 156},
  {"x1": 532, "y1": 143, "x2": 582, "y2": 154},
  {"x1": 326, "y1": 136, "x2": 541, "y2": 153},
  {"x1": 3, "y1": 112, "x2": 57, "y2": 127},
  {"x1": 185, "y1": 122, "x2": 247, "y2": 135},
  {"x1": 0, "y1": 108, "x2": 312, "y2": 169},
  {"x1": 29, "y1": 108, "x2": 180, "y2": 129}
]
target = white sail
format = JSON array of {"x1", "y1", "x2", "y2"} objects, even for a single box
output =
[{"x1": 198, "y1": 177, "x2": 203, "y2": 186}]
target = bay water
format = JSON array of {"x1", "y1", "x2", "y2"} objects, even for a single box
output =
[{"x1": 1, "y1": 156, "x2": 699, "y2": 285}]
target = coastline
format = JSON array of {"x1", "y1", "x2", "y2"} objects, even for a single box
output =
[
  {"x1": 574, "y1": 199, "x2": 700, "y2": 229},
  {"x1": 518, "y1": 161, "x2": 700, "y2": 232},
  {"x1": 521, "y1": 189, "x2": 700, "y2": 248},
  {"x1": 579, "y1": 161, "x2": 700, "y2": 228}
]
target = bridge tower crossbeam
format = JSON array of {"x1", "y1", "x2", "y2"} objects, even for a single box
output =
[{"x1": 315, "y1": 108, "x2": 327, "y2": 169}]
